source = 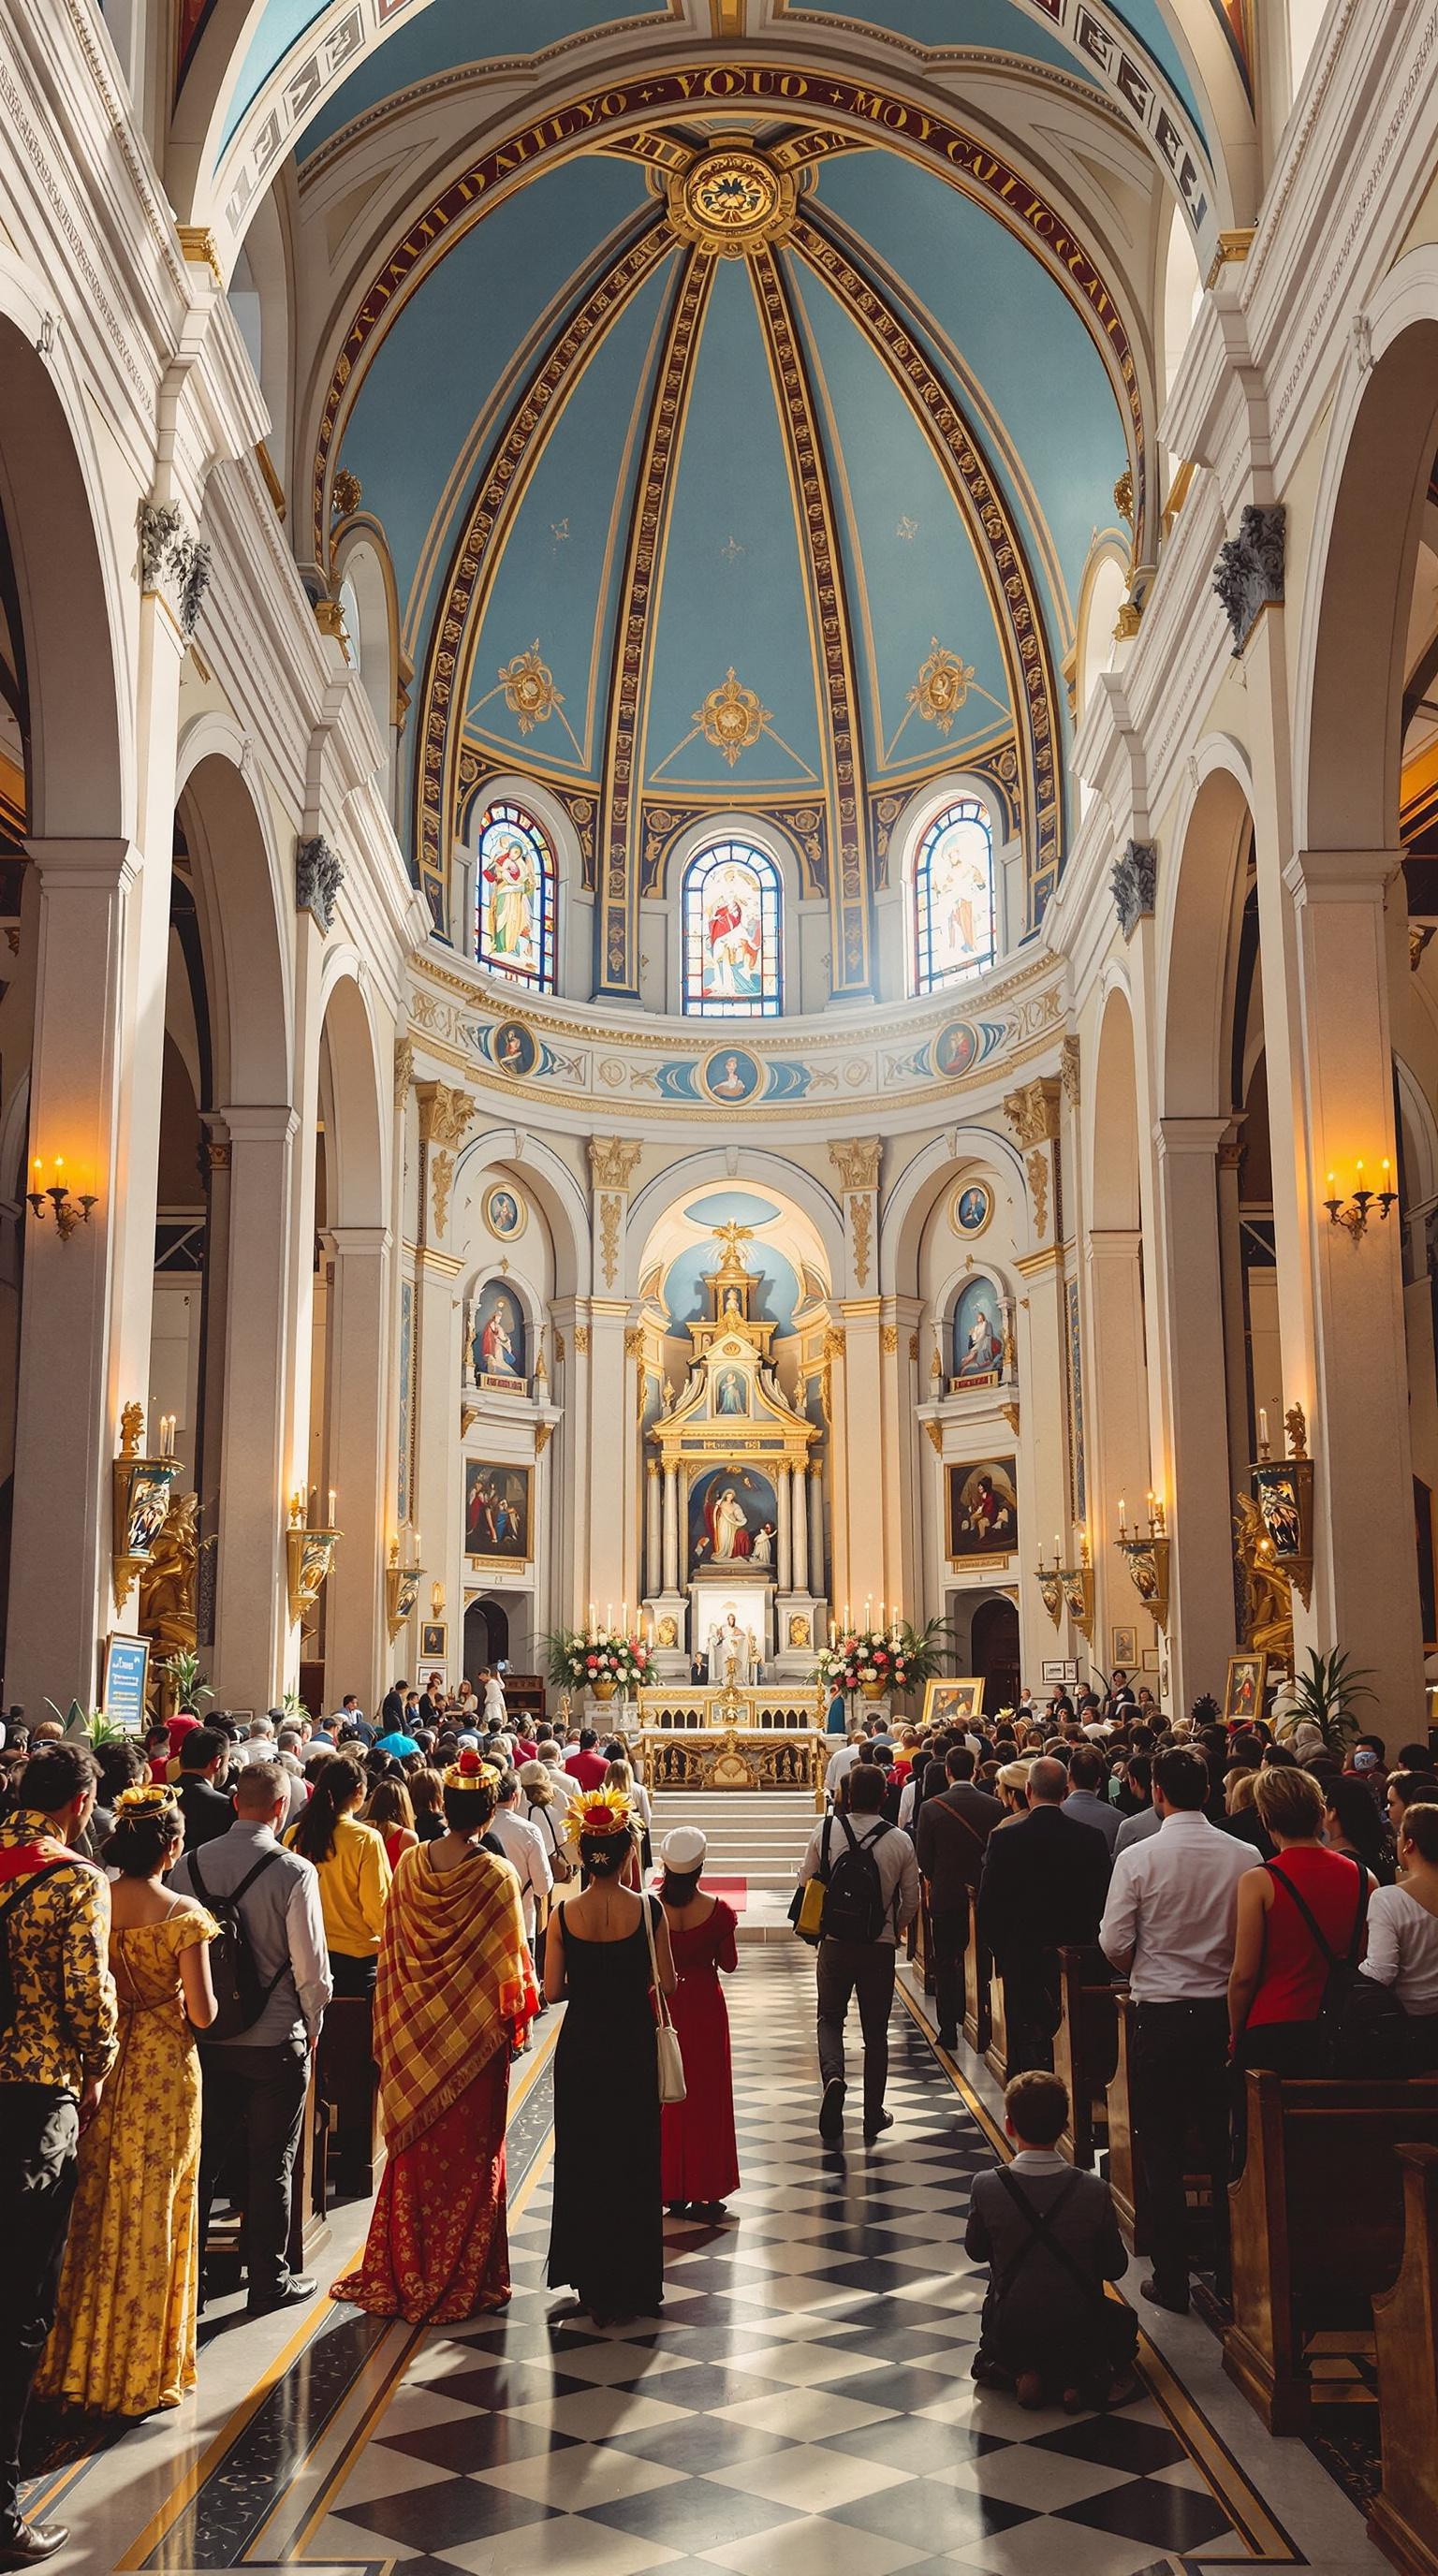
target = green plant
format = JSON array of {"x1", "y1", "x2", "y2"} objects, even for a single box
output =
[
  {"x1": 46, "y1": 1699, "x2": 126, "y2": 1744},
  {"x1": 159, "y1": 1647, "x2": 213, "y2": 1707},
  {"x1": 281, "y1": 1688, "x2": 306, "y2": 1720},
  {"x1": 1280, "y1": 1647, "x2": 1375, "y2": 1757}
]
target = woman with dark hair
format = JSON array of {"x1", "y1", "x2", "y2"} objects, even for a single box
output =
[
  {"x1": 1323, "y1": 1775, "x2": 1396, "y2": 1885},
  {"x1": 546, "y1": 1788, "x2": 676, "y2": 2323},
  {"x1": 1360, "y1": 1801, "x2": 1438, "y2": 2071},
  {"x1": 36, "y1": 1786, "x2": 217, "y2": 2417},
  {"x1": 91, "y1": 1736, "x2": 148, "y2": 1845},
  {"x1": 657, "y1": 1826, "x2": 739, "y2": 2223},
  {"x1": 332, "y1": 1751, "x2": 530, "y2": 2321},
  {"x1": 408, "y1": 1767, "x2": 447, "y2": 1844},
  {"x1": 287, "y1": 1752, "x2": 391, "y2": 1994}
]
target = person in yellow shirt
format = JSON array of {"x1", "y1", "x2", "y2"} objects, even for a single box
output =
[{"x1": 286, "y1": 1755, "x2": 391, "y2": 1994}]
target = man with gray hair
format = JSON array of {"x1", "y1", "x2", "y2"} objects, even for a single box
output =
[
  {"x1": 976, "y1": 1755, "x2": 1111, "y2": 2073},
  {"x1": 171, "y1": 1760, "x2": 330, "y2": 2314}
]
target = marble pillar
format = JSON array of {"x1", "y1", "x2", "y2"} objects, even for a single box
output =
[{"x1": 322, "y1": 1223, "x2": 391, "y2": 1706}]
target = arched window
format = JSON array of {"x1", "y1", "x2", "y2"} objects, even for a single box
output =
[
  {"x1": 682, "y1": 836, "x2": 782, "y2": 1017},
  {"x1": 913, "y1": 798, "x2": 996, "y2": 993},
  {"x1": 476, "y1": 800, "x2": 556, "y2": 992}
]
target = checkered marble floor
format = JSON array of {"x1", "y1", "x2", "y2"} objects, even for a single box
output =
[{"x1": 308, "y1": 1945, "x2": 1247, "y2": 2576}]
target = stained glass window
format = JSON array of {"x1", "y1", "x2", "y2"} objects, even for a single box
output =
[
  {"x1": 476, "y1": 801, "x2": 556, "y2": 992},
  {"x1": 682, "y1": 838, "x2": 782, "y2": 1017},
  {"x1": 913, "y1": 798, "x2": 996, "y2": 993}
]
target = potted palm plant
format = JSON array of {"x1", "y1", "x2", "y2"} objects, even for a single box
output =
[{"x1": 1277, "y1": 1647, "x2": 1374, "y2": 1761}]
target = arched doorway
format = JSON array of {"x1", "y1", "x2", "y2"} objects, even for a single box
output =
[
  {"x1": 970, "y1": 1596, "x2": 1020, "y2": 1714},
  {"x1": 464, "y1": 1595, "x2": 508, "y2": 1681}
]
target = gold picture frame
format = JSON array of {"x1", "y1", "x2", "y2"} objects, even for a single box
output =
[
  {"x1": 1223, "y1": 1652, "x2": 1268, "y2": 1726},
  {"x1": 920, "y1": 1677, "x2": 985, "y2": 1728}
]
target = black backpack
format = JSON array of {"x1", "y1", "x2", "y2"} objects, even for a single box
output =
[
  {"x1": 820, "y1": 1812, "x2": 892, "y2": 1945},
  {"x1": 1268, "y1": 1856, "x2": 1406, "y2": 2078},
  {"x1": 185, "y1": 1845, "x2": 287, "y2": 2041}
]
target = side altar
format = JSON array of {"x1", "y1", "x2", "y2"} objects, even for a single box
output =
[
  {"x1": 635, "y1": 1678, "x2": 827, "y2": 1796},
  {"x1": 643, "y1": 1224, "x2": 826, "y2": 1680}
]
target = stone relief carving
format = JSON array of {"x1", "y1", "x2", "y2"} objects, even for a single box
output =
[
  {"x1": 1111, "y1": 841, "x2": 1157, "y2": 939},
  {"x1": 1003, "y1": 1077, "x2": 1062, "y2": 1149},
  {"x1": 138, "y1": 501, "x2": 212, "y2": 638},
  {"x1": 295, "y1": 836, "x2": 344, "y2": 931},
  {"x1": 1212, "y1": 505, "x2": 1284, "y2": 656},
  {"x1": 829, "y1": 1138, "x2": 881, "y2": 1191}
]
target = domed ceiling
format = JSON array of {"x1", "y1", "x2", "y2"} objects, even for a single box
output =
[{"x1": 328, "y1": 106, "x2": 1133, "y2": 996}]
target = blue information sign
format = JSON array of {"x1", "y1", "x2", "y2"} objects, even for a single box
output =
[{"x1": 103, "y1": 1634, "x2": 150, "y2": 1733}]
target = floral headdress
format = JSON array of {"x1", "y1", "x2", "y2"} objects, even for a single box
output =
[
  {"x1": 115, "y1": 1782, "x2": 180, "y2": 1817},
  {"x1": 442, "y1": 1747, "x2": 501, "y2": 1793},
  {"x1": 563, "y1": 1786, "x2": 633, "y2": 1848}
]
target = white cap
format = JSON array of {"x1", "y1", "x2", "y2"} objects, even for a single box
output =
[{"x1": 662, "y1": 1825, "x2": 707, "y2": 1870}]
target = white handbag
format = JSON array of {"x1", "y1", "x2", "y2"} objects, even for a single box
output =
[{"x1": 640, "y1": 1893, "x2": 687, "y2": 2104}]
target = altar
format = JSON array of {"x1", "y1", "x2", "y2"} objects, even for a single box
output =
[
  {"x1": 635, "y1": 1682, "x2": 828, "y2": 1794},
  {"x1": 642, "y1": 1223, "x2": 826, "y2": 1679}
]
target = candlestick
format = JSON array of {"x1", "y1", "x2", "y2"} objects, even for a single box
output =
[
  {"x1": 606, "y1": 1602, "x2": 612, "y2": 1632},
  {"x1": 328, "y1": 1488, "x2": 336, "y2": 1527},
  {"x1": 412, "y1": 1530, "x2": 420, "y2": 1565},
  {"x1": 1117, "y1": 1496, "x2": 1125, "y2": 1535},
  {"x1": 1258, "y1": 1407, "x2": 1269, "y2": 1451},
  {"x1": 589, "y1": 1601, "x2": 596, "y2": 1631},
  {"x1": 829, "y1": 1622, "x2": 837, "y2": 1647}
]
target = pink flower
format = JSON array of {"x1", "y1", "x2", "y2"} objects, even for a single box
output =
[{"x1": 585, "y1": 1655, "x2": 597, "y2": 1669}]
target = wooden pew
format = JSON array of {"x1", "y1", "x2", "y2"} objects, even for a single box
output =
[
  {"x1": 317, "y1": 1996, "x2": 383, "y2": 2198},
  {"x1": 1225, "y1": 2074, "x2": 1438, "y2": 2434},
  {"x1": 1369, "y1": 2143, "x2": 1438, "y2": 2576},
  {"x1": 985, "y1": 1968, "x2": 1010, "y2": 2086},
  {"x1": 1053, "y1": 1944, "x2": 1117, "y2": 2170},
  {"x1": 962, "y1": 1885, "x2": 992, "y2": 2056},
  {"x1": 912, "y1": 1888, "x2": 934, "y2": 1995},
  {"x1": 288, "y1": 2065, "x2": 330, "y2": 2272},
  {"x1": 1104, "y1": 1990, "x2": 1215, "y2": 2259}
]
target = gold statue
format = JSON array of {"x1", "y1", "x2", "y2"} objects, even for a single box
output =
[
  {"x1": 1233, "y1": 1494, "x2": 1294, "y2": 1663},
  {"x1": 139, "y1": 1492, "x2": 202, "y2": 1698}
]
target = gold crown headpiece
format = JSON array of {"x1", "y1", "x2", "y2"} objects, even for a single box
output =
[
  {"x1": 563, "y1": 1785, "x2": 633, "y2": 1847},
  {"x1": 442, "y1": 1748, "x2": 501, "y2": 1793},
  {"x1": 115, "y1": 1782, "x2": 180, "y2": 1816}
]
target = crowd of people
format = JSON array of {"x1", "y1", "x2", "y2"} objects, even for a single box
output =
[
  {"x1": 798, "y1": 1681, "x2": 1438, "y2": 2393},
  {"x1": 0, "y1": 1688, "x2": 743, "y2": 2567}
]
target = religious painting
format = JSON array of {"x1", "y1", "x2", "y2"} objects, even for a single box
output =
[
  {"x1": 1111, "y1": 1625, "x2": 1138, "y2": 1670},
  {"x1": 921, "y1": 1678, "x2": 984, "y2": 1728},
  {"x1": 1254, "y1": 1457, "x2": 1311, "y2": 1567},
  {"x1": 950, "y1": 1178, "x2": 992, "y2": 1237},
  {"x1": 464, "y1": 1461, "x2": 532, "y2": 1563},
  {"x1": 915, "y1": 800, "x2": 995, "y2": 992},
  {"x1": 472, "y1": 1280, "x2": 526, "y2": 1388},
  {"x1": 491, "y1": 1020, "x2": 537, "y2": 1079},
  {"x1": 476, "y1": 801, "x2": 555, "y2": 992},
  {"x1": 120, "y1": 1460, "x2": 177, "y2": 1560},
  {"x1": 712, "y1": 1364, "x2": 749, "y2": 1418},
  {"x1": 936, "y1": 1021, "x2": 978, "y2": 1080},
  {"x1": 419, "y1": 1622, "x2": 448, "y2": 1662},
  {"x1": 1223, "y1": 1652, "x2": 1268, "y2": 1726},
  {"x1": 951, "y1": 1275, "x2": 1005, "y2": 1388},
  {"x1": 946, "y1": 1456, "x2": 1019, "y2": 1563},
  {"x1": 688, "y1": 1464, "x2": 780, "y2": 1576},
  {"x1": 682, "y1": 839, "x2": 781, "y2": 1018},
  {"x1": 484, "y1": 1183, "x2": 526, "y2": 1240},
  {"x1": 699, "y1": 1047, "x2": 762, "y2": 1105}
]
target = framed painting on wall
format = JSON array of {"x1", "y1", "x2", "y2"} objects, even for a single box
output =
[
  {"x1": 1110, "y1": 1625, "x2": 1138, "y2": 1669},
  {"x1": 419, "y1": 1622, "x2": 448, "y2": 1662},
  {"x1": 920, "y1": 1677, "x2": 985, "y2": 1727},
  {"x1": 946, "y1": 1457, "x2": 1018, "y2": 1563},
  {"x1": 464, "y1": 1461, "x2": 532, "y2": 1564},
  {"x1": 1223, "y1": 1652, "x2": 1268, "y2": 1725}
]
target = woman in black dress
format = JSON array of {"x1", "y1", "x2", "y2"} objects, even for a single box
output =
[{"x1": 545, "y1": 1787, "x2": 676, "y2": 2322}]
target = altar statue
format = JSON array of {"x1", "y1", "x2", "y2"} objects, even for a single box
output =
[
  {"x1": 705, "y1": 1486, "x2": 751, "y2": 1560},
  {"x1": 707, "y1": 1611, "x2": 755, "y2": 1684}
]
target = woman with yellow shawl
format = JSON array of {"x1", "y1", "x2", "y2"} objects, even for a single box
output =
[{"x1": 331, "y1": 1750, "x2": 531, "y2": 2321}]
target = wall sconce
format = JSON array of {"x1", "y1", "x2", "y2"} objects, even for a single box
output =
[
  {"x1": 1252, "y1": 1401, "x2": 1314, "y2": 1610},
  {"x1": 1034, "y1": 1536, "x2": 1066, "y2": 1627},
  {"x1": 1324, "y1": 1158, "x2": 1396, "y2": 1241},
  {"x1": 386, "y1": 1530, "x2": 424, "y2": 1642},
  {"x1": 431, "y1": 1580, "x2": 446, "y2": 1620},
  {"x1": 28, "y1": 1156, "x2": 98, "y2": 1241},
  {"x1": 1115, "y1": 1493, "x2": 1171, "y2": 1631},
  {"x1": 1060, "y1": 1532, "x2": 1095, "y2": 1642},
  {"x1": 286, "y1": 1488, "x2": 339, "y2": 1626},
  {"x1": 111, "y1": 1400, "x2": 179, "y2": 1612}
]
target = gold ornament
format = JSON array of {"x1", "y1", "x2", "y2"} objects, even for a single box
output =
[
  {"x1": 668, "y1": 142, "x2": 796, "y2": 257},
  {"x1": 497, "y1": 641, "x2": 563, "y2": 735},
  {"x1": 694, "y1": 668, "x2": 770, "y2": 767},
  {"x1": 907, "y1": 639, "x2": 975, "y2": 736}
]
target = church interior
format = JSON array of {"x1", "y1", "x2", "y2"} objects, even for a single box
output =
[{"x1": 6, "y1": 0, "x2": 1438, "y2": 2571}]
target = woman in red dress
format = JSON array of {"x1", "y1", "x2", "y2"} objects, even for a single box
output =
[{"x1": 657, "y1": 1826, "x2": 740, "y2": 2221}]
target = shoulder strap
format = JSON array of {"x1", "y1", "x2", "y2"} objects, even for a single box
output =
[
  {"x1": 993, "y1": 2166, "x2": 1104, "y2": 2309},
  {"x1": 0, "y1": 1859, "x2": 75, "y2": 1924},
  {"x1": 927, "y1": 1798, "x2": 985, "y2": 1856},
  {"x1": 1267, "y1": 1854, "x2": 1366, "y2": 1968}
]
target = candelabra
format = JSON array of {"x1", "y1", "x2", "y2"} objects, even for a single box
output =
[
  {"x1": 27, "y1": 1155, "x2": 98, "y2": 1242},
  {"x1": 111, "y1": 1401, "x2": 180, "y2": 1613},
  {"x1": 1323, "y1": 1158, "x2": 1397, "y2": 1240},
  {"x1": 1055, "y1": 1533, "x2": 1095, "y2": 1642},
  {"x1": 385, "y1": 1531, "x2": 424, "y2": 1641},
  {"x1": 1034, "y1": 1538, "x2": 1066, "y2": 1628},
  {"x1": 1114, "y1": 1494, "x2": 1170, "y2": 1631},
  {"x1": 286, "y1": 1489, "x2": 340, "y2": 1626}
]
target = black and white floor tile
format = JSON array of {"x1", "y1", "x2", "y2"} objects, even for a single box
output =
[{"x1": 308, "y1": 1945, "x2": 1248, "y2": 2576}]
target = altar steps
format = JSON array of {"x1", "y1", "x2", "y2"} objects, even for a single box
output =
[{"x1": 650, "y1": 1788, "x2": 818, "y2": 1940}]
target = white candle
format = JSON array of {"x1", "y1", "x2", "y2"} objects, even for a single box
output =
[
  {"x1": 1258, "y1": 1407, "x2": 1269, "y2": 1449},
  {"x1": 328, "y1": 1488, "x2": 336, "y2": 1526},
  {"x1": 1117, "y1": 1496, "x2": 1125, "y2": 1533}
]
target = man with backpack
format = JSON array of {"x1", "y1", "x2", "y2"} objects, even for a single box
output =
[
  {"x1": 170, "y1": 1761, "x2": 330, "y2": 2315},
  {"x1": 0, "y1": 1743, "x2": 117, "y2": 2568},
  {"x1": 797, "y1": 1763, "x2": 919, "y2": 2143}
]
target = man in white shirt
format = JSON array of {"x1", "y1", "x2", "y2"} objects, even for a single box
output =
[
  {"x1": 489, "y1": 1769, "x2": 553, "y2": 1944},
  {"x1": 824, "y1": 1725, "x2": 865, "y2": 1804},
  {"x1": 799, "y1": 1765, "x2": 920, "y2": 2142},
  {"x1": 536, "y1": 1740, "x2": 578, "y2": 1813},
  {"x1": 1100, "y1": 1746, "x2": 1260, "y2": 2315}
]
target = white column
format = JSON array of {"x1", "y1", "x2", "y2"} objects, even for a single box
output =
[
  {"x1": 777, "y1": 1467, "x2": 792, "y2": 1592},
  {"x1": 808, "y1": 1461, "x2": 826, "y2": 1601},
  {"x1": 791, "y1": 1459, "x2": 809, "y2": 1592},
  {"x1": 646, "y1": 1457, "x2": 663, "y2": 1596},
  {"x1": 1084, "y1": 1228, "x2": 1152, "y2": 1651},
  {"x1": 211, "y1": 1104, "x2": 301, "y2": 1711},
  {"x1": 322, "y1": 1224, "x2": 392, "y2": 1709},
  {"x1": 1152, "y1": 1119, "x2": 1239, "y2": 1703},
  {"x1": 662, "y1": 1461, "x2": 680, "y2": 1591}
]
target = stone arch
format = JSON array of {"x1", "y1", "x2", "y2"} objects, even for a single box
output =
[
  {"x1": 317, "y1": 956, "x2": 388, "y2": 1228},
  {"x1": 453, "y1": 1122, "x2": 591, "y2": 1298},
  {"x1": 1159, "y1": 742, "x2": 1255, "y2": 1120},
  {"x1": 0, "y1": 258, "x2": 128, "y2": 841},
  {"x1": 879, "y1": 1126, "x2": 1030, "y2": 1297},
  {"x1": 1089, "y1": 982, "x2": 1142, "y2": 1231},
  {"x1": 624, "y1": 1149, "x2": 844, "y2": 1300},
  {"x1": 174, "y1": 725, "x2": 293, "y2": 1106},
  {"x1": 1297, "y1": 247, "x2": 1438, "y2": 856}
]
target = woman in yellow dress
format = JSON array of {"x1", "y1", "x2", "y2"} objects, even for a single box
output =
[{"x1": 37, "y1": 1784, "x2": 217, "y2": 2418}]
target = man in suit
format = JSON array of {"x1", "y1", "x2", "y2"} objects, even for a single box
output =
[
  {"x1": 175, "y1": 1727, "x2": 235, "y2": 1853},
  {"x1": 976, "y1": 1756, "x2": 1111, "y2": 2073},
  {"x1": 1062, "y1": 1744, "x2": 1122, "y2": 1853},
  {"x1": 915, "y1": 1749, "x2": 1004, "y2": 2052}
]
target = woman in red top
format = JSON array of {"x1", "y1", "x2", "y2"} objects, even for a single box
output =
[
  {"x1": 1228, "y1": 1765, "x2": 1371, "y2": 2156},
  {"x1": 657, "y1": 1826, "x2": 740, "y2": 2223},
  {"x1": 362, "y1": 1777, "x2": 419, "y2": 1874}
]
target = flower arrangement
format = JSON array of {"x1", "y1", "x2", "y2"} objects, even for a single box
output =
[
  {"x1": 545, "y1": 1626, "x2": 653, "y2": 1691},
  {"x1": 818, "y1": 1616, "x2": 950, "y2": 1697}
]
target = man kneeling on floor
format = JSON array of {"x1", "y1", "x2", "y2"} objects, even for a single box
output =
[{"x1": 965, "y1": 2071, "x2": 1139, "y2": 2413}]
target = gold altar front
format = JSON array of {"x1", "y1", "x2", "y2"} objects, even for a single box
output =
[{"x1": 635, "y1": 1682, "x2": 827, "y2": 1797}]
